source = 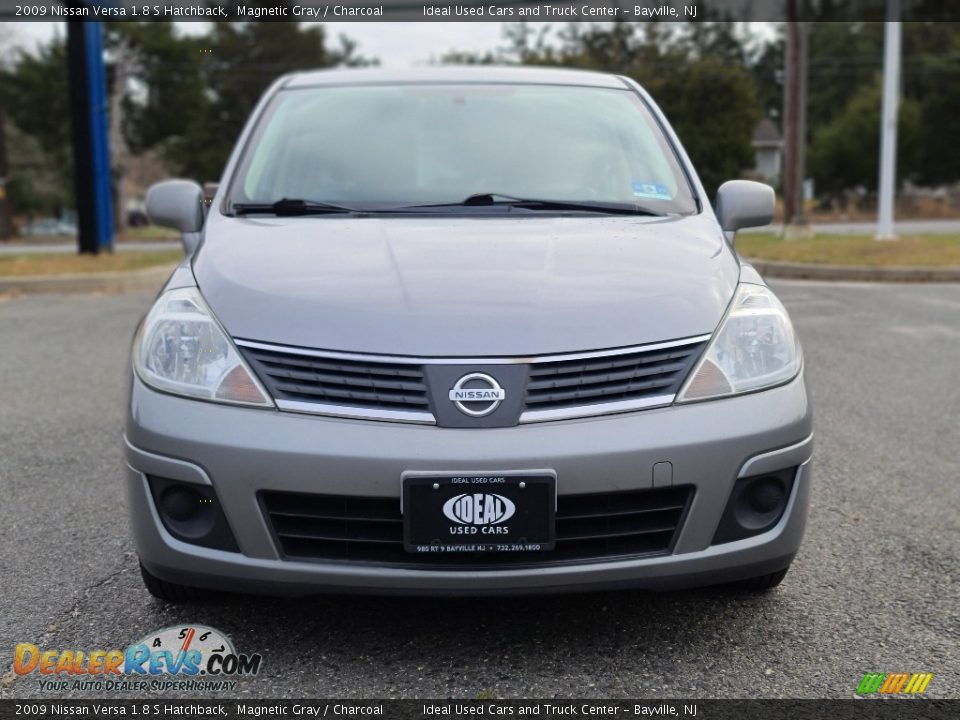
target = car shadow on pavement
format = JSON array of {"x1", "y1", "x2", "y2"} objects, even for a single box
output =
[{"x1": 153, "y1": 584, "x2": 783, "y2": 665}]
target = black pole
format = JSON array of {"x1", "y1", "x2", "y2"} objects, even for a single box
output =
[{"x1": 67, "y1": 21, "x2": 98, "y2": 254}]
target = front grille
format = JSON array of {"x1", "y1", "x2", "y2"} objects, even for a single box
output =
[
  {"x1": 260, "y1": 486, "x2": 692, "y2": 567},
  {"x1": 240, "y1": 345, "x2": 429, "y2": 413},
  {"x1": 236, "y1": 336, "x2": 708, "y2": 424},
  {"x1": 523, "y1": 341, "x2": 706, "y2": 412}
]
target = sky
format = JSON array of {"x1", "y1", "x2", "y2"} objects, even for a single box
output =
[{"x1": 0, "y1": 21, "x2": 550, "y2": 65}]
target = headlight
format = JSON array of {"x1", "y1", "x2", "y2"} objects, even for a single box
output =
[
  {"x1": 133, "y1": 286, "x2": 273, "y2": 407},
  {"x1": 677, "y1": 283, "x2": 801, "y2": 402}
]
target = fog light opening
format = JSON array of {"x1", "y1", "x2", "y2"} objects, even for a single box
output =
[
  {"x1": 735, "y1": 475, "x2": 789, "y2": 531},
  {"x1": 147, "y1": 475, "x2": 239, "y2": 551},
  {"x1": 157, "y1": 484, "x2": 216, "y2": 539},
  {"x1": 712, "y1": 467, "x2": 797, "y2": 545},
  {"x1": 747, "y1": 476, "x2": 787, "y2": 515},
  {"x1": 159, "y1": 485, "x2": 205, "y2": 523}
]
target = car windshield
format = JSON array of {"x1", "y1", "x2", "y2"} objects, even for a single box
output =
[{"x1": 229, "y1": 82, "x2": 698, "y2": 214}]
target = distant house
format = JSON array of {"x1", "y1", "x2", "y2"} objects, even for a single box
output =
[{"x1": 752, "y1": 118, "x2": 783, "y2": 183}]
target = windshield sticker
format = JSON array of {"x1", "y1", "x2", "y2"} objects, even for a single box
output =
[{"x1": 632, "y1": 181, "x2": 672, "y2": 201}]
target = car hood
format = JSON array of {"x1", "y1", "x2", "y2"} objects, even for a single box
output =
[{"x1": 193, "y1": 213, "x2": 740, "y2": 356}]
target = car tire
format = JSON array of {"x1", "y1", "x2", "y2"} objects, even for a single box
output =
[
  {"x1": 731, "y1": 567, "x2": 790, "y2": 592},
  {"x1": 139, "y1": 562, "x2": 208, "y2": 602}
]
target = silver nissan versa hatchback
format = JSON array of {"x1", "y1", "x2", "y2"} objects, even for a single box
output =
[{"x1": 127, "y1": 66, "x2": 812, "y2": 600}]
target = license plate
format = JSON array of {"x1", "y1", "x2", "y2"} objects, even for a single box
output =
[{"x1": 402, "y1": 473, "x2": 556, "y2": 554}]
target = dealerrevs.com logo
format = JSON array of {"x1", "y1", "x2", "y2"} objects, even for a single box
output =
[{"x1": 13, "y1": 625, "x2": 261, "y2": 693}]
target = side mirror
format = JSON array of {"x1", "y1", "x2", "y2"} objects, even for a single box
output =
[
  {"x1": 146, "y1": 179, "x2": 204, "y2": 234},
  {"x1": 715, "y1": 180, "x2": 775, "y2": 233}
]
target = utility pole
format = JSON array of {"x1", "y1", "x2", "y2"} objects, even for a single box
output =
[
  {"x1": 782, "y1": 5, "x2": 810, "y2": 238},
  {"x1": 876, "y1": 0, "x2": 901, "y2": 240},
  {"x1": 0, "y1": 107, "x2": 13, "y2": 240}
]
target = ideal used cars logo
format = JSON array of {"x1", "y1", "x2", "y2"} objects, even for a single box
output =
[
  {"x1": 13, "y1": 625, "x2": 261, "y2": 693},
  {"x1": 444, "y1": 493, "x2": 515, "y2": 526}
]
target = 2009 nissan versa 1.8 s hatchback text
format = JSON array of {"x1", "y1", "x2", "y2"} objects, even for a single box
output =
[{"x1": 128, "y1": 66, "x2": 812, "y2": 601}]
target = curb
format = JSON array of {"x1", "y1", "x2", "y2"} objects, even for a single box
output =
[
  {"x1": 0, "y1": 265, "x2": 175, "y2": 295},
  {"x1": 746, "y1": 258, "x2": 960, "y2": 283}
]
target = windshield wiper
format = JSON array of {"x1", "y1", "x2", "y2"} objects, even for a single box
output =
[
  {"x1": 232, "y1": 198, "x2": 358, "y2": 216},
  {"x1": 399, "y1": 193, "x2": 665, "y2": 216},
  {"x1": 232, "y1": 194, "x2": 665, "y2": 217}
]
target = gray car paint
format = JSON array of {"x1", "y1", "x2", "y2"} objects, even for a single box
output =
[
  {"x1": 194, "y1": 213, "x2": 739, "y2": 356},
  {"x1": 282, "y1": 65, "x2": 632, "y2": 91}
]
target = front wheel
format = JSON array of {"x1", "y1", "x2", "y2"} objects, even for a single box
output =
[{"x1": 139, "y1": 562, "x2": 208, "y2": 602}]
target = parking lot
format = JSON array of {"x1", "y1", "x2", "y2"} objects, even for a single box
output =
[{"x1": 1, "y1": 280, "x2": 957, "y2": 699}]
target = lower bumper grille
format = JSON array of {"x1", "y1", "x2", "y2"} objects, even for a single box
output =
[{"x1": 260, "y1": 486, "x2": 692, "y2": 568}]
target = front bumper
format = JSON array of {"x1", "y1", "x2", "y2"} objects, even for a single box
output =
[{"x1": 125, "y1": 373, "x2": 813, "y2": 595}]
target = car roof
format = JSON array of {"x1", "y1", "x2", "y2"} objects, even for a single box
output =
[{"x1": 282, "y1": 65, "x2": 631, "y2": 90}]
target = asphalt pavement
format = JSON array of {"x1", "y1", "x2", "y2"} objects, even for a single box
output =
[{"x1": 0, "y1": 282, "x2": 957, "y2": 699}]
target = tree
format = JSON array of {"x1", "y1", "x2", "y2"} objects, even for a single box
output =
[
  {"x1": 661, "y1": 59, "x2": 760, "y2": 197},
  {"x1": 795, "y1": 21, "x2": 960, "y2": 196},
  {"x1": 107, "y1": 21, "x2": 373, "y2": 184},
  {"x1": 441, "y1": 22, "x2": 760, "y2": 199},
  {"x1": 748, "y1": 27, "x2": 784, "y2": 122},
  {"x1": 0, "y1": 39, "x2": 72, "y2": 179},
  {"x1": 0, "y1": 21, "x2": 375, "y2": 221},
  {"x1": 104, "y1": 23, "x2": 208, "y2": 164},
  {"x1": 901, "y1": 22, "x2": 960, "y2": 185},
  {"x1": 172, "y1": 23, "x2": 373, "y2": 182},
  {"x1": 808, "y1": 77, "x2": 921, "y2": 196},
  {"x1": 0, "y1": 39, "x2": 74, "y2": 218},
  {"x1": 803, "y1": 22, "x2": 960, "y2": 196},
  {"x1": 807, "y1": 22, "x2": 884, "y2": 132}
]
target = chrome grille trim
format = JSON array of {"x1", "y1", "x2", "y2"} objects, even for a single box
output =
[
  {"x1": 275, "y1": 399, "x2": 435, "y2": 425},
  {"x1": 234, "y1": 335, "x2": 712, "y2": 366},
  {"x1": 519, "y1": 394, "x2": 675, "y2": 424}
]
